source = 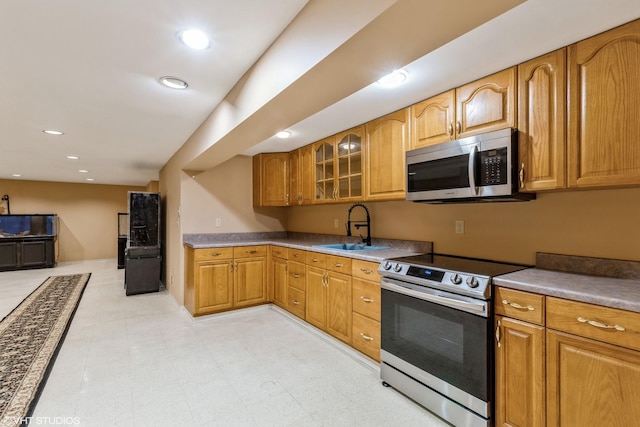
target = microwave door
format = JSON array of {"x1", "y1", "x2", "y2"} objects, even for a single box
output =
[{"x1": 407, "y1": 143, "x2": 477, "y2": 201}]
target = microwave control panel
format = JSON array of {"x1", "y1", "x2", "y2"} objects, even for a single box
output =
[{"x1": 479, "y1": 147, "x2": 508, "y2": 186}]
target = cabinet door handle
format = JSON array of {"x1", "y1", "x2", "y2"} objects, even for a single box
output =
[
  {"x1": 577, "y1": 317, "x2": 625, "y2": 331},
  {"x1": 360, "y1": 296, "x2": 374, "y2": 303},
  {"x1": 448, "y1": 121, "x2": 454, "y2": 138},
  {"x1": 298, "y1": 193, "x2": 302, "y2": 205},
  {"x1": 496, "y1": 319, "x2": 501, "y2": 348},
  {"x1": 359, "y1": 332, "x2": 374, "y2": 342},
  {"x1": 519, "y1": 162, "x2": 525, "y2": 188},
  {"x1": 285, "y1": 194, "x2": 289, "y2": 205},
  {"x1": 291, "y1": 300, "x2": 300, "y2": 305},
  {"x1": 502, "y1": 300, "x2": 535, "y2": 311},
  {"x1": 323, "y1": 272, "x2": 328, "y2": 287},
  {"x1": 360, "y1": 268, "x2": 373, "y2": 275},
  {"x1": 455, "y1": 120, "x2": 461, "y2": 135}
]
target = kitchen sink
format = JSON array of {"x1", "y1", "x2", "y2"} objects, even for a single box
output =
[{"x1": 312, "y1": 243, "x2": 390, "y2": 251}]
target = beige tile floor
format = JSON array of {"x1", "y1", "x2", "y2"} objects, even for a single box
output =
[{"x1": 1, "y1": 259, "x2": 449, "y2": 426}]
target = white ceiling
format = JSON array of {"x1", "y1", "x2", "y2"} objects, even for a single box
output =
[{"x1": 2, "y1": 0, "x2": 640, "y2": 186}]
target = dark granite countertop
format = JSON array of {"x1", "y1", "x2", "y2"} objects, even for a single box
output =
[
  {"x1": 183, "y1": 232, "x2": 431, "y2": 263},
  {"x1": 494, "y1": 253, "x2": 640, "y2": 313}
]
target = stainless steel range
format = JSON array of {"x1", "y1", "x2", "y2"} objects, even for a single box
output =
[{"x1": 378, "y1": 254, "x2": 528, "y2": 427}]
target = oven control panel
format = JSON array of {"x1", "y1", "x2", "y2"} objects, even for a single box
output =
[{"x1": 380, "y1": 260, "x2": 490, "y2": 299}]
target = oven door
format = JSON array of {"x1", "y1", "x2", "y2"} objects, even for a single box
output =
[{"x1": 380, "y1": 277, "x2": 492, "y2": 417}]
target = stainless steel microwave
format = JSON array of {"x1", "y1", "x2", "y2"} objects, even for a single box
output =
[{"x1": 406, "y1": 128, "x2": 535, "y2": 203}]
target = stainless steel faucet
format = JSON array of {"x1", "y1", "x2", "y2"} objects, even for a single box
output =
[{"x1": 346, "y1": 203, "x2": 371, "y2": 246}]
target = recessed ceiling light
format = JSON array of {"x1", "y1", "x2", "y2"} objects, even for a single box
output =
[
  {"x1": 377, "y1": 69, "x2": 409, "y2": 88},
  {"x1": 276, "y1": 130, "x2": 292, "y2": 139},
  {"x1": 78, "y1": 169, "x2": 89, "y2": 173},
  {"x1": 11, "y1": 174, "x2": 22, "y2": 177},
  {"x1": 66, "y1": 155, "x2": 79, "y2": 160},
  {"x1": 177, "y1": 29, "x2": 210, "y2": 50},
  {"x1": 159, "y1": 76, "x2": 188, "y2": 90},
  {"x1": 86, "y1": 178, "x2": 95, "y2": 182},
  {"x1": 43, "y1": 130, "x2": 64, "y2": 135}
]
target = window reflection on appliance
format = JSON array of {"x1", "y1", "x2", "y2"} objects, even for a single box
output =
[{"x1": 396, "y1": 306, "x2": 464, "y2": 364}]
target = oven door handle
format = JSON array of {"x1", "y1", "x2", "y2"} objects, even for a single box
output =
[{"x1": 381, "y1": 279, "x2": 488, "y2": 317}]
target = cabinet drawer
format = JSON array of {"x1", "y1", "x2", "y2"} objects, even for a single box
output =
[
  {"x1": 494, "y1": 287, "x2": 545, "y2": 325},
  {"x1": 233, "y1": 245, "x2": 267, "y2": 258},
  {"x1": 352, "y1": 312, "x2": 380, "y2": 361},
  {"x1": 352, "y1": 278, "x2": 381, "y2": 321},
  {"x1": 270, "y1": 246, "x2": 287, "y2": 259},
  {"x1": 194, "y1": 247, "x2": 234, "y2": 261},
  {"x1": 305, "y1": 251, "x2": 326, "y2": 268},
  {"x1": 547, "y1": 297, "x2": 640, "y2": 351},
  {"x1": 351, "y1": 259, "x2": 381, "y2": 281},
  {"x1": 288, "y1": 261, "x2": 306, "y2": 290},
  {"x1": 287, "y1": 286, "x2": 305, "y2": 319},
  {"x1": 326, "y1": 255, "x2": 351, "y2": 274},
  {"x1": 288, "y1": 248, "x2": 305, "y2": 262}
]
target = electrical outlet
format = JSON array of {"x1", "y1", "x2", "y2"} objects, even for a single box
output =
[
  {"x1": 215, "y1": 218, "x2": 222, "y2": 227},
  {"x1": 334, "y1": 219, "x2": 339, "y2": 229},
  {"x1": 455, "y1": 220, "x2": 465, "y2": 235}
]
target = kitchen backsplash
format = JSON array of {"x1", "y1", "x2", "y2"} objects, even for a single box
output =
[{"x1": 536, "y1": 252, "x2": 640, "y2": 279}]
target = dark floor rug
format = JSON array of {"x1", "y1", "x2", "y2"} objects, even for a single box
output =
[{"x1": 0, "y1": 273, "x2": 91, "y2": 427}]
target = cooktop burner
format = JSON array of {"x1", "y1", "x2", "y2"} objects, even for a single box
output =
[{"x1": 378, "y1": 253, "x2": 530, "y2": 300}]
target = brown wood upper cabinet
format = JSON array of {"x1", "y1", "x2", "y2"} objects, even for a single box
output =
[
  {"x1": 410, "y1": 67, "x2": 516, "y2": 150},
  {"x1": 252, "y1": 153, "x2": 289, "y2": 207},
  {"x1": 365, "y1": 109, "x2": 408, "y2": 201},
  {"x1": 568, "y1": 18, "x2": 640, "y2": 188},
  {"x1": 517, "y1": 48, "x2": 567, "y2": 192},
  {"x1": 289, "y1": 143, "x2": 314, "y2": 205},
  {"x1": 314, "y1": 126, "x2": 364, "y2": 203}
]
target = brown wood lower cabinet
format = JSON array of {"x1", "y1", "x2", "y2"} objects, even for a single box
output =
[
  {"x1": 495, "y1": 287, "x2": 640, "y2": 427},
  {"x1": 351, "y1": 259, "x2": 382, "y2": 362},
  {"x1": 184, "y1": 245, "x2": 267, "y2": 316},
  {"x1": 188, "y1": 245, "x2": 381, "y2": 361},
  {"x1": 494, "y1": 316, "x2": 545, "y2": 427},
  {"x1": 546, "y1": 329, "x2": 640, "y2": 427},
  {"x1": 305, "y1": 255, "x2": 352, "y2": 344}
]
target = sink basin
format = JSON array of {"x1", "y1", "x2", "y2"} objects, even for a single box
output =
[{"x1": 312, "y1": 243, "x2": 390, "y2": 251}]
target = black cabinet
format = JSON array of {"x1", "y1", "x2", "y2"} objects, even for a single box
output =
[{"x1": 0, "y1": 237, "x2": 55, "y2": 271}]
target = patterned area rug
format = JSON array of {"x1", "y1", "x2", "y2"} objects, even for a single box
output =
[{"x1": 0, "y1": 274, "x2": 91, "y2": 427}]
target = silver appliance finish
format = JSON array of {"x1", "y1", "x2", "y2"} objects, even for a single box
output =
[
  {"x1": 406, "y1": 128, "x2": 533, "y2": 203},
  {"x1": 378, "y1": 254, "x2": 529, "y2": 427},
  {"x1": 381, "y1": 351, "x2": 489, "y2": 427}
]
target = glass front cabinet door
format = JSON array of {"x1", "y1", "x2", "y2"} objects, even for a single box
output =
[{"x1": 314, "y1": 126, "x2": 364, "y2": 203}]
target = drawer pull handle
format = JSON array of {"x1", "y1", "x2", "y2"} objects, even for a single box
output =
[
  {"x1": 577, "y1": 317, "x2": 625, "y2": 331},
  {"x1": 292, "y1": 273, "x2": 300, "y2": 279},
  {"x1": 209, "y1": 252, "x2": 221, "y2": 257},
  {"x1": 502, "y1": 300, "x2": 535, "y2": 311},
  {"x1": 245, "y1": 250, "x2": 257, "y2": 254},
  {"x1": 312, "y1": 258, "x2": 319, "y2": 262},
  {"x1": 291, "y1": 300, "x2": 300, "y2": 305},
  {"x1": 359, "y1": 332, "x2": 374, "y2": 342},
  {"x1": 334, "y1": 263, "x2": 344, "y2": 267},
  {"x1": 360, "y1": 297, "x2": 374, "y2": 303},
  {"x1": 294, "y1": 254, "x2": 300, "y2": 258},
  {"x1": 360, "y1": 268, "x2": 373, "y2": 274}
]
